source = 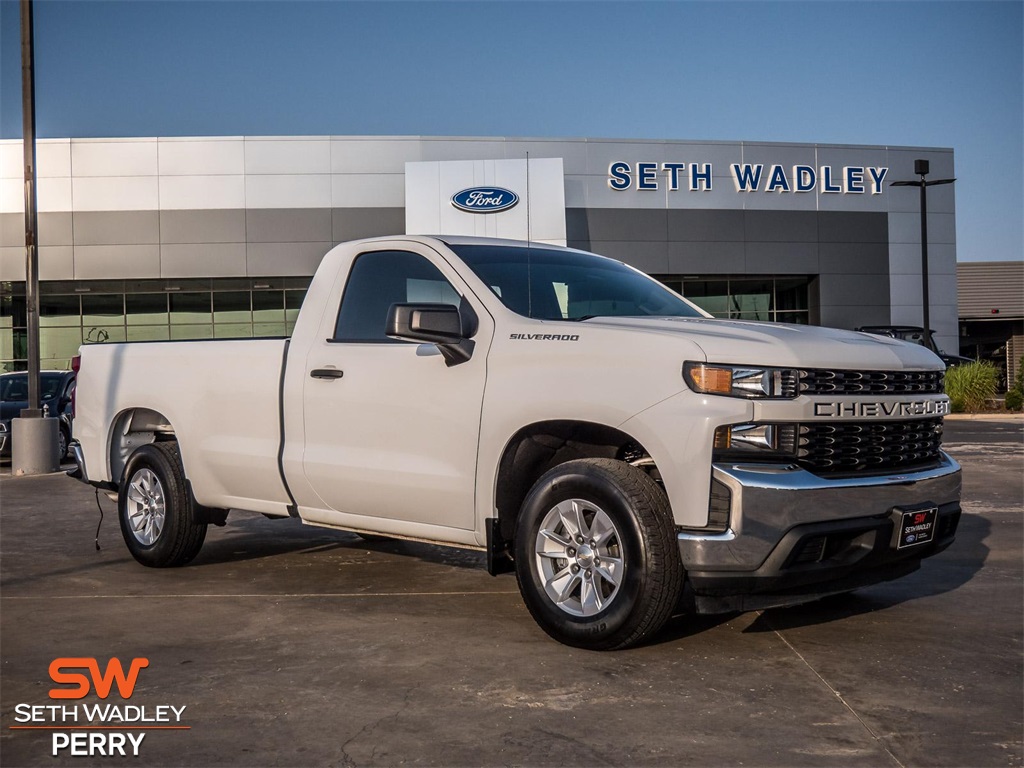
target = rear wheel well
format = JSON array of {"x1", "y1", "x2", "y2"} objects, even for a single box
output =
[
  {"x1": 108, "y1": 408, "x2": 227, "y2": 526},
  {"x1": 493, "y1": 421, "x2": 664, "y2": 552},
  {"x1": 109, "y1": 408, "x2": 176, "y2": 487}
]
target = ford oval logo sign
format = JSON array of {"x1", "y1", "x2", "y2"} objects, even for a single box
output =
[{"x1": 451, "y1": 187, "x2": 519, "y2": 214}]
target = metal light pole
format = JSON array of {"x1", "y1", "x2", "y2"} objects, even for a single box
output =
[
  {"x1": 12, "y1": 0, "x2": 59, "y2": 475},
  {"x1": 891, "y1": 159, "x2": 956, "y2": 341}
]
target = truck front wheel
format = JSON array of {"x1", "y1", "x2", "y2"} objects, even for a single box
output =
[
  {"x1": 118, "y1": 442, "x2": 207, "y2": 567},
  {"x1": 514, "y1": 458, "x2": 683, "y2": 650}
]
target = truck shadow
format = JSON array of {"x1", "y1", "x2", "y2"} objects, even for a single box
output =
[
  {"x1": 742, "y1": 511, "x2": 990, "y2": 634},
  {"x1": 192, "y1": 513, "x2": 487, "y2": 570},
  {"x1": 0, "y1": 555, "x2": 138, "y2": 589},
  {"x1": 346, "y1": 537, "x2": 488, "y2": 570},
  {"x1": 191, "y1": 510, "x2": 991, "y2": 633},
  {"x1": 657, "y1": 612, "x2": 740, "y2": 642}
]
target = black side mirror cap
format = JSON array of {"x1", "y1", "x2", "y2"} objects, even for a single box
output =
[
  {"x1": 386, "y1": 303, "x2": 463, "y2": 343},
  {"x1": 386, "y1": 303, "x2": 475, "y2": 366}
]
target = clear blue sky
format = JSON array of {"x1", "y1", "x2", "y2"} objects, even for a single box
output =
[{"x1": 1, "y1": 0, "x2": 1020, "y2": 261}]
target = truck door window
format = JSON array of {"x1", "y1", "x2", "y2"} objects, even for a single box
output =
[{"x1": 333, "y1": 250, "x2": 460, "y2": 343}]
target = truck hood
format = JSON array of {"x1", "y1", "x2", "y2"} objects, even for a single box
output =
[{"x1": 581, "y1": 317, "x2": 944, "y2": 370}]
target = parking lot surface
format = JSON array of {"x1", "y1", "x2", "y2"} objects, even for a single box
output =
[{"x1": 1, "y1": 420, "x2": 1021, "y2": 767}]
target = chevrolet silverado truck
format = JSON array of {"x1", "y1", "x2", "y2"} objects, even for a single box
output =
[{"x1": 70, "y1": 236, "x2": 961, "y2": 650}]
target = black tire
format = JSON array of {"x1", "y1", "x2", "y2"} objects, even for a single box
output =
[
  {"x1": 514, "y1": 458, "x2": 683, "y2": 650},
  {"x1": 118, "y1": 441, "x2": 207, "y2": 567},
  {"x1": 57, "y1": 426, "x2": 69, "y2": 461}
]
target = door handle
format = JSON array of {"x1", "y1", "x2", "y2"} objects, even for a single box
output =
[{"x1": 310, "y1": 368, "x2": 345, "y2": 380}]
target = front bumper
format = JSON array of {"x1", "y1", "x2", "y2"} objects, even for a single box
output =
[{"x1": 678, "y1": 450, "x2": 962, "y2": 613}]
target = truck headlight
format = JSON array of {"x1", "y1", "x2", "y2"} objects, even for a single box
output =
[{"x1": 683, "y1": 362, "x2": 798, "y2": 399}]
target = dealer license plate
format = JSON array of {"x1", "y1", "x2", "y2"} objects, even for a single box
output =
[{"x1": 895, "y1": 506, "x2": 938, "y2": 550}]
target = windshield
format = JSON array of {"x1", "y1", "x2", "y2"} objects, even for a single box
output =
[
  {"x1": 0, "y1": 373, "x2": 66, "y2": 402},
  {"x1": 449, "y1": 244, "x2": 704, "y2": 321}
]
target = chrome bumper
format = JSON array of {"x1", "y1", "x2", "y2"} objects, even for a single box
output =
[{"x1": 678, "y1": 451, "x2": 962, "y2": 611}]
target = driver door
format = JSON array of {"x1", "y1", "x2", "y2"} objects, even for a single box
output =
[{"x1": 299, "y1": 247, "x2": 490, "y2": 533}]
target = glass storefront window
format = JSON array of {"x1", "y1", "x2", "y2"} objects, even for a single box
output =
[
  {"x1": 127, "y1": 325, "x2": 170, "y2": 342},
  {"x1": 214, "y1": 323, "x2": 254, "y2": 339},
  {"x1": 728, "y1": 279, "x2": 773, "y2": 321},
  {"x1": 126, "y1": 294, "x2": 169, "y2": 325},
  {"x1": 39, "y1": 326, "x2": 83, "y2": 367},
  {"x1": 0, "y1": 326, "x2": 14, "y2": 365},
  {"x1": 39, "y1": 295, "x2": 81, "y2": 327},
  {"x1": 2, "y1": 274, "x2": 809, "y2": 371},
  {"x1": 169, "y1": 293, "x2": 212, "y2": 325},
  {"x1": 285, "y1": 290, "x2": 305, "y2": 325},
  {"x1": 683, "y1": 280, "x2": 730, "y2": 317},
  {"x1": 776, "y1": 278, "x2": 810, "y2": 312},
  {"x1": 254, "y1": 322, "x2": 287, "y2": 337},
  {"x1": 658, "y1": 279, "x2": 684, "y2": 294},
  {"x1": 83, "y1": 294, "x2": 125, "y2": 345},
  {"x1": 665, "y1": 276, "x2": 811, "y2": 324},
  {"x1": 253, "y1": 290, "x2": 285, "y2": 324},
  {"x1": 214, "y1": 292, "x2": 252, "y2": 324},
  {"x1": 170, "y1": 325, "x2": 213, "y2": 340},
  {"x1": 775, "y1": 311, "x2": 810, "y2": 325},
  {"x1": 82, "y1": 294, "x2": 125, "y2": 324},
  {"x1": 253, "y1": 291, "x2": 286, "y2": 337},
  {"x1": 84, "y1": 326, "x2": 127, "y2": 344}
]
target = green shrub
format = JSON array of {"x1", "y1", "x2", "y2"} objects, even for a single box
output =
[
  {"x1": 1004, "y1": 355, "x2": 1024, "y2": 412},
  {"x1": 1006, "y1": 389, "x2": 1023, "y2": 412},
  {"x1": 945, "y1": 361, "x2": 999, "y2": 413}
]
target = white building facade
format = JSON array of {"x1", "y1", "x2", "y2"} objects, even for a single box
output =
[{"x1": 0, "y1": 135, "x2": 958, "y2": 371}]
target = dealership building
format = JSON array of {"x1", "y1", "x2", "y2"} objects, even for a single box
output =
[{"x1": 0, "y1": 136, "x2": 958, "y2": 371}]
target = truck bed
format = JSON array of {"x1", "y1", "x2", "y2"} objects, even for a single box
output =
[{"x1": 74, "y1": 338, "x2": 293, "y2": 516}]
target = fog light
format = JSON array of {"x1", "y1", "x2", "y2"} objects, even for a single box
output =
[
  {"x1": 713, "y1": 423, "x2": 798, "y2": 459},
  {"x1": 708, "y1": 478, "x2": 731, "y2": 531}
]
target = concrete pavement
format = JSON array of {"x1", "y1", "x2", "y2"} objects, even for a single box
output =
[{"x1": 0, "y1": 421, "x2": 1020, "y2": 767}]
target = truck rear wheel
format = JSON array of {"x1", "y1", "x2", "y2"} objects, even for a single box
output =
[
  {"x1": 514, "y1": 458, "x2": 683, "y2": 650},
  {"x1": 118, "y1": 442, "x2": 207, "y2": 567}
]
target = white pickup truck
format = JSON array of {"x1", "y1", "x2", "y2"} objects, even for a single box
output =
[{"x1": 71, "y1": 236, "x2": 961, "y2": 650}]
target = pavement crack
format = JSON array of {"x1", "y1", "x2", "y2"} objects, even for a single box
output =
[
  {"x1": 761, "y1": 612, "x2": 906, "y2": 768},
  {"x1": 338, "y1": 685, "x2": 418, "y2": 766}
]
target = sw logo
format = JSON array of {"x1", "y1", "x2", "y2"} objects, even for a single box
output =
[
  {"x1": 14, "y1": 657, "x2": 188, "y2": 758},
  {"x1": 49, "y1": 657, "x2": 149, "y2": 699},
  {"x1": 48, "y1": 658, "x2": 150, "y2": 756}
]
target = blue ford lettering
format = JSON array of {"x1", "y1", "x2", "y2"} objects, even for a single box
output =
[{"x1": 451, "y1": 187, "x2": 519, "y2": 213}]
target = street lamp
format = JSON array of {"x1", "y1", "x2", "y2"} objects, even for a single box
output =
[{"x1": 890, "y1": 159, "x2": 956, "y2": 341}]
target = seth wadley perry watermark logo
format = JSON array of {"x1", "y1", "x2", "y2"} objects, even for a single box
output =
[{"x1": 10, "y1": 657, "x2": 190, "y2": 757}]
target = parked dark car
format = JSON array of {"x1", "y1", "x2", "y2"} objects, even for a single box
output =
[
  {"x1": 855, "y1": 325, "x2": 974, "y2": 369},
  {"x1": 0, "y1": 370, "x2": 76, "y2": 460}
]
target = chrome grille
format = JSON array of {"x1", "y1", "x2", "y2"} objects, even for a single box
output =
[
  {"x1": 797, "y1": 417, "x2": 944, "y2": 474},
  {"x1": 798, "y1": 369, "x2": 944, "y2": 396}
]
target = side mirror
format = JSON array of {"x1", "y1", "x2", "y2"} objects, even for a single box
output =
[
  {"x1": 386, "y1": 303, "x2": 475, "y2": 366},
  {"x1": 387, "y1": 304, "x2": 463, "y2": 344}
]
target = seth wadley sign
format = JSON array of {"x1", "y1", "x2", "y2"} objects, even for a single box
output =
[{"x1": 608, "y1": 162, "x2": 889, "y2": 194}]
